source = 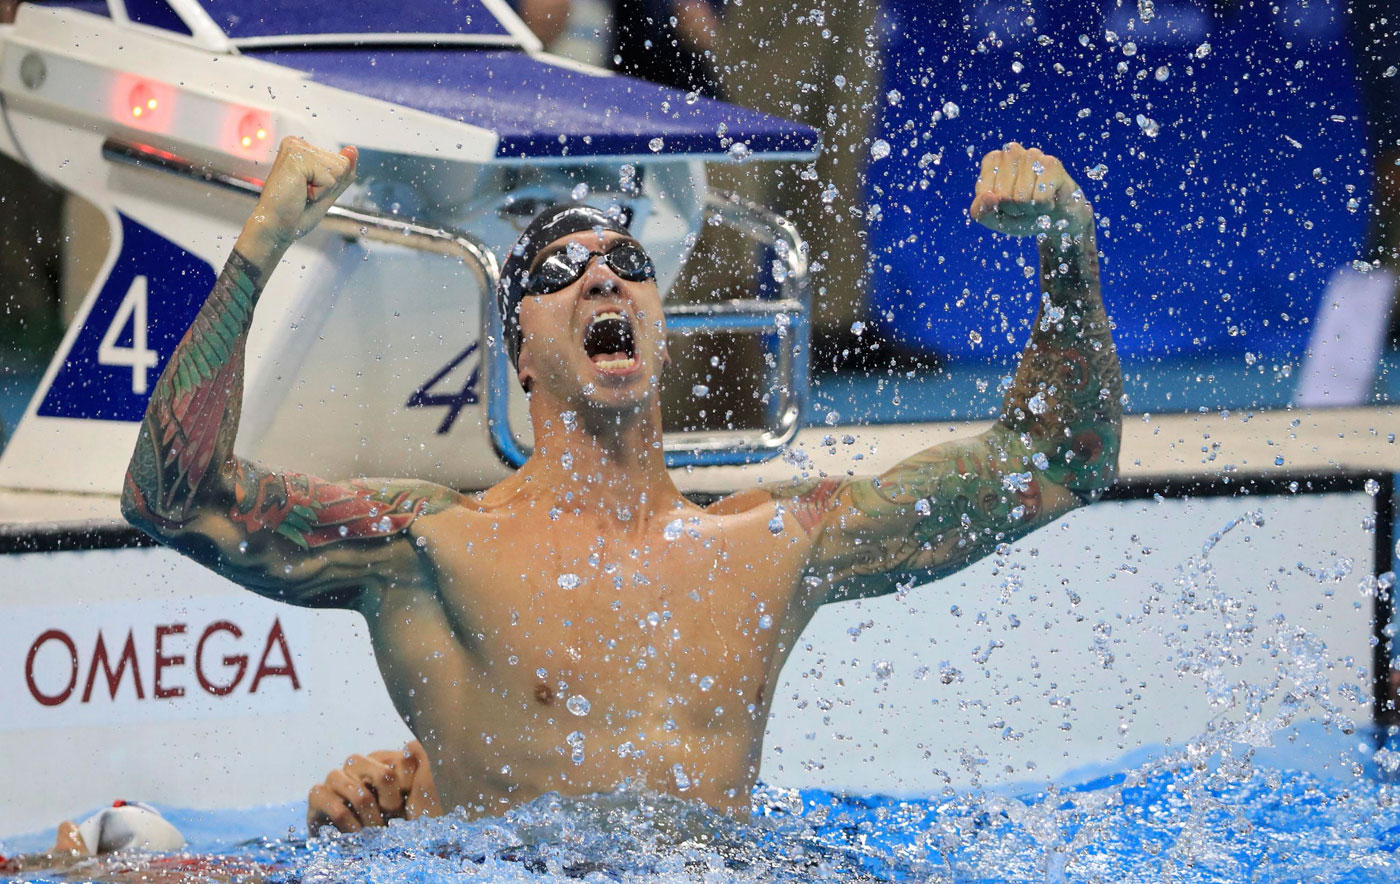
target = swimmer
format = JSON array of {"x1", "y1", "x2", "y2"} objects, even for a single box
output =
[
  {"x1": 0, "y1": 802, "x2": 227, "y2": 882},
  {"x1": 122, "y1": 137, "x2": 1121, "y2": 821}
]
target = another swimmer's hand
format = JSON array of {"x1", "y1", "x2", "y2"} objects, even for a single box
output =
[
  {"x1": 970, "y1": 142, "x2": 1092, "y2": 240},
  {"x1": 236, "y1": 136, "x2": 358, "y2": 267},
  {"x1": 52, "y1": 821, "x2": 87, "y2": 854},
  {"x1": 307, "y1": 741, "x2": 442, "y2": 834}
]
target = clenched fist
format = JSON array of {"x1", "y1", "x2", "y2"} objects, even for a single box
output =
[
  {"x1": 970, "y1": 143, "x2": 1092, "y2": 239},
  {"x1": 307, "y1": 740, "x2": 442, "y2": 834},
  {"x1": 237, "y1": 136, "x2": 357, "y2": 266}
]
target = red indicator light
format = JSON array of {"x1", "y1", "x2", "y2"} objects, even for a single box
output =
[
  {"x1": 235, "y1": 112, "x2": 272, "y2": 154},
  {"x1": 129, "y1": 84, "x2": 154, "y2": 119},
  {"x1": 115, "y1": 79, "x2": 171, "y2": 132}
]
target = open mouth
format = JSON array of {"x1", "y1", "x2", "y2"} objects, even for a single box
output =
[{"x1": 583, "y1": 312, "x2": 637, "y2": 371}]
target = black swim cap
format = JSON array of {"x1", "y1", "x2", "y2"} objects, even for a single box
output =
[{"x1": 497, "y1": 203, "x2": 633, "y2": 371}]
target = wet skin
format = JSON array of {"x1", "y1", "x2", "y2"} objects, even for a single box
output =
[{"x1": 122, "y1": 138, "x2": 1122, "y2": 820}]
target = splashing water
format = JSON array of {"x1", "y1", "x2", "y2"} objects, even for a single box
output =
[{"x1": 17, "y1": 743, "x2": 1396, "y2": 884}]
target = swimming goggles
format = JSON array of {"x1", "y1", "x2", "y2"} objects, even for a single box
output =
[{"x1": 524, "y1": 241, "x2": 656, "y2": 295}]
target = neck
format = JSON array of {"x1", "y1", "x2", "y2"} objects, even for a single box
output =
[{"x1": 516, "y1": 391, "x2": 682, "y2": 523}]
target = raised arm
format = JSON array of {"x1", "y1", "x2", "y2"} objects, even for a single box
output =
[
  {"x1": 121, "y1": 137, "x2": 458, "y2": 609},
  {"x1": 778, "y1": 143, "x2": 1122, "y2": 604}
]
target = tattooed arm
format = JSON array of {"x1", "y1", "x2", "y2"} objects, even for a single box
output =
[
  {"x1": 775, "y1": 144, "x2": 1122, "y2": 604},
  {"x1": 121, "y1": 138, "x2": 458, "y2": 609}
]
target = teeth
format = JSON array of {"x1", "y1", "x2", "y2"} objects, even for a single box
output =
[
  {"x1": 591, "y1": 311, "x2": 626, "y2": 326},
  {"x1": 594, "y1": 356, "x2": 637, "y2": 370}
]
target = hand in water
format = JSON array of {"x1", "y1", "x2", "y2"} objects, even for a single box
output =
[
  {"x1": 52, "y1": 820, "x2": 87, "y2": 853},
  {"x1": 307, "y1": 741, "x2": 442, "y2": 833},
  {"x1": 239, "y1": 136, "x2": 357, "y2": 264},
  {"x1": 970, "y1": 142, "x2": 1092, "y2": 238}
]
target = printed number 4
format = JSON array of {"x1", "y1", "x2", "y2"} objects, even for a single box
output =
[
  {"x1": 406, "y1": 342, "x2": 480, "y2": 434},
  {"x1": 98, "y1": 276, "x2": 160, "y2": 395}
]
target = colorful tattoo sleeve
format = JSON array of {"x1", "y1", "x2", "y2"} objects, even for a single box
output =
[
  {"x1": 122, "y1": 250, "x2": 458, "y2": 607},
  {"x1": 777, "y1": 226, "x2": 1122, "y2": 600}
]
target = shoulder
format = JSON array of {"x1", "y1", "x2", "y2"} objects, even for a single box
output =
[{"x1": 707, "y1": 477, "x2": 849, "y2": 533}]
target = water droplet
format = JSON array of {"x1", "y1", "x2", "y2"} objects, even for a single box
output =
[
  {"x1": 567, "y1": 695, "x2": 591, "y2": 716},
  {"x1": 728, "y1": 141, "x2": 751, "y2": 160},
  {"x1": 1195, "y1": 41, "x2": 1212, "y2": 59},
  {"x1": 942, "y1": 101, "x2": 960, "y2": 119},
  {"x1": 672, "y1": 763, "x2": 692, "y2": 791},
  {"x1": 558, "y1": 573, "x2": 581, "y2": 590},
  {"x1": 685, "y1": 90, "x2": 700, "y2": 104},
  {"x1": 873, "y1": 660, "x2": 894, "y2": 680},
  {"x1": 1138, "y1": 0, "x2": 1155, "y2": 21},
  {"x1": 1122, "y1": 42, "x2": 1137, "y2": 57},
  {"x1": 664, "y1": 519, "x2": 683, "y2": 541},
  {"x1": 1135, "y1": 114, "x2": 1160, "y2": 137},
  {"x1": 566, "y1": 730, "x2": 586, "y2": 764},
  {"x1": 1275, "y1": 456, "x2": 1285, "y2": 467},
  {"x1": 1032, "y1": 451, "x2": 1051, "y2": 470},
  {"x1": 1365, "y1": 478, "x2": 1381, "y2": 496},
  {"x1": 698, "y1": 675, "x2": 715, "y2": 691},
  {"x1": 1154, "y1": 65, "x2": 1170, "y2": 82},
  {"x1": 536, "y1": 667, "x2": 548, "y2": 679},
  {"x1": 561, "y1": 410, "x2": 578, "y2": 430},
  {"x1": 1010, "y1": 60, "x2": 1024, "y2": 74},
  {"x1": 648, "y1": 137, "x2": 664, "y2": 152},
  {"x1": 915, "y1": 498, "x2": 932, "y2": 516},
  {"x1": 768, "y1": 513, "x2": 786, "y2": 535},
  {"x1": 238, "y1": 540, "x2": 249, "y2": 552},
  {"x1": 1027, "y1": 392, "x2": 1048, "y2": 415},
  {"x1": 824, "y1": 410, "x2": 841, "y2": 426},
  {"x1": 758, "y1": 614, "x2": 773, "y2": 629},
  {"x1": 1002, "y1": 471, "x2": 1033, "y2": 493},
  {"x1": 570, "y1": 183, "x2": 589, "y2": 201},
  {"x1": 870, "y1": 139, "x2": 891, "y2": 160},
  {"x1": 692, "y1": 383, "x2": 710, "y2": 398}
]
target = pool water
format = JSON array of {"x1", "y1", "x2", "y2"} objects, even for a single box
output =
[{"x1": 4, "y1": 718, "x2": 1398, "y2": 884}]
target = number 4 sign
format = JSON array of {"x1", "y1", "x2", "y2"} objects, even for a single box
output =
[
  {"x1": 97, "y1": 276, "x2": 161, "y2": 395},
  {"x1": 38, "y1": 214, "x2": 215, "y2": 423}
]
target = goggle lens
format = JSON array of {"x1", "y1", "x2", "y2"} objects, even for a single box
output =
[{"x1": 524, "y1": 241, "x2": 655, "y2": 295}]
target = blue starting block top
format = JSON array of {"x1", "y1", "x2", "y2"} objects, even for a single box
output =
[
  {"x1": 246, "y1": 47, "x2": 819, "y2": 161},
  {"x1": 91, "y1": 0, "x2": 817, "y2": 161},
  {"x1": 193, "y1": 0, "x2": 516, "y2": 45}
]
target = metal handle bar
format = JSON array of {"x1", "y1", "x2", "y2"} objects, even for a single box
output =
[{"x1": 100, "y1": 139, "x2": 500, "y2": 285}]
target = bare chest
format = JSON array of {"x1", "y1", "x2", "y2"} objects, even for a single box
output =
[{"x1": 420, "y1": 510, "x2": 801, "y2": 723}]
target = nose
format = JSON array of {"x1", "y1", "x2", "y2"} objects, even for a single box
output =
[{"x1": 580, "y1": 261, "x2": 621, "y2": 298}]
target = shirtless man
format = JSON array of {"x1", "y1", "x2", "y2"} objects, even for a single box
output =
[{"x1": 122, "y1": 137, "x2": 1122, "y2": 822}]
